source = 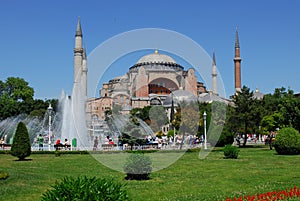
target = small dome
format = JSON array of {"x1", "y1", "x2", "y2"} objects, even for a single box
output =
[{"x1": 137, "y1": 50, "x2": 176, "y2": 64}]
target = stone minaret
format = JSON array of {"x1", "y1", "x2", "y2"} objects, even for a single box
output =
[
  {"x1": 73, "y1": 17, "x2": 87, "y2": 98},
  {"x1": 212, "y1": 51, "x2": 218, "y2": 95},
  {"x1": 234, "y1": 27, "x2": 242, "y2": 92},
  {"x1": 74, "y1": 17, "x2": 83, "y2": 85},
  {"x1": 82, "y1": 48, "x2": 87, "y2": 98}
]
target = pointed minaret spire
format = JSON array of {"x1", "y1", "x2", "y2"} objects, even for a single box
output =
[
  {"x1": 212, "y1": 51, "x2": 216, "y2": 66},
  {"x1": 212, "y1": 51, "x2": 218, "y2": 95},
  {"x1": 235, "y1": 26, "x2": 240, "y2": 48},
  {"x1": 75, "y1": 16, "x2": 82, "y2": 37},
  {"x1": 234, "y1": 26, "x2": 242, "y2": 93},
  {"x1": 74, "y1": 17, "x2": 83, "y2": 85}
]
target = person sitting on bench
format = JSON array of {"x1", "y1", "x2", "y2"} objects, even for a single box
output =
[{"x1": 64, "y1": 139, "x2": 70, "y2": 150}]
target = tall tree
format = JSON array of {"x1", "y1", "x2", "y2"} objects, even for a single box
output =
[{"x1": 231, "y1": 86, "x2": 257, "y2": 146}]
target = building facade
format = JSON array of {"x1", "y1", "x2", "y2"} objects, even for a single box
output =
[{"x1": 72, "y1": 19, "x2": 242, "y2": 124}]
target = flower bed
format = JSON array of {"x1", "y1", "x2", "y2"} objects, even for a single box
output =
[{"x1": 222, "y1": 186, "x2": 300, "y2": 201}]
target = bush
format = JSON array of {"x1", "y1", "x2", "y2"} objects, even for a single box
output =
[
  {"x1": 223, "y1": 144, "x2": 239, "y2": 159},
  {"x1": 273, "y1": 127, "x2": 300, "y2": 155},
  {"x1": 11, "y1": 122, "x2": 31, "y2": 160},
  {"x1": 0, "y1": 171, "x2": 9, "y2": 180},
  {"x1": 41, "y1": 176, "x2": 129, "y2": 201},
  {"x1": 124, "y1": 153, "x2": 152, "y2": 180}
]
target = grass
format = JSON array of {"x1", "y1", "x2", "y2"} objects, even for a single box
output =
[{"x1": 1, "y1": 146, "x2": 300, "y2": 200}]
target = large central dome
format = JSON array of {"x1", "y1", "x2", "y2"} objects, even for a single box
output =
[{"x1": 137, "y1": 50, "x2": 176, "y2": 64}]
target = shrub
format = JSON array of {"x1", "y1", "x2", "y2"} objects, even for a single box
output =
[
  {"x1": 124, "y1": 153, "x2": 152, "y2": 180},
  {"x1": 223, "y1": 144, "x2": 239, "y2": 159},
  {"x1": 41, "y1": 176, "x2": 129, "y2": 201},
  {"x1": 0, "y1": 171, "x2": 9, "y2": 180},
  {"x1": 11, "y1": 122, "x2": 31, "y2": 160},
  {"x1": 273, "y1": 127, "x2": 300, "y2": 155}
]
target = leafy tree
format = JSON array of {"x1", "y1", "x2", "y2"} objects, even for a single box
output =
[
  {"x1": 5, "y1": 77, "x2": 34, "y2": 102},
  {"x1": 131, "y1": 106, "x2": 151, "y2": 122},
  {"x1": 11, "y1": 122, "x2": 31, "y2": 160},
  {"x1": 261, "y1": 87, "x2": 300, "y2": 132},
  {"x1": 261, "y1": 112, "x2": 284, "y2": 133},
  {"x1": 0, "y1": 77, "x2": 58, "y2": 120}
]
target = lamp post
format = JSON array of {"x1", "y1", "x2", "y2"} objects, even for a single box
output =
[
  {"x1": 48, "y1": 104, "x2": 53, "y2": 151},
  {"x1": 203, "y1": 111, "x2": 207, "y2": 150}
]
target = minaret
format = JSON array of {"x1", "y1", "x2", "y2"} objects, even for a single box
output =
[
  {"x1": 234, "y1": 27, "x2": 242, "y2": 92},
  {"x1": 82, "y1": 48, "x2": 87, "y2": 98},
  {"x1": 74, "y1": 17, "x2": 83, "y2": 85},
  {"x1": 212, "y1": 51, "x2": 218, "y2": 95}
]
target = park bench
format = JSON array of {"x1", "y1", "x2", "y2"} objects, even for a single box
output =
[
  {"x1": 0, "y1": 144, "x2": 11, "y2": 150},
  {"x1": 54, "y1": 144, "x2": 71, "y2": 151},
  {"x1": 101, "y1": 144, "x2": 117, "y2": 151}
]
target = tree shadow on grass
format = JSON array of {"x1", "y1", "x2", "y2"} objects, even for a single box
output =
[{"x1": 13, "y1": 158, "x2": 33, "y2": 161}]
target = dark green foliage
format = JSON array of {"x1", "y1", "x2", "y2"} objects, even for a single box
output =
[
  {"x1": 273, "y1": 127, "x2": 300, "y2": 155},
  {"x1": 0, "y1": 77, "x2": 59, "y2": 120},
  {"x1": 41, "y1": 176, "x2": 129, "y2": 201},
  {"x1": 120, "y1": 118, "x2": 148, "y2": 150},
  {"x1": 230, "y1": 86, "x2": 258, "y2": 146},
  {"x1": 11, "y1": 122, "x2": 31, "y2": 160},
  {"x1": 124, "y1": 153, "x2": 152, "y2": 180},
  {"x1": 215, "y1": 127, "x2": 234, "y2": 147},
  {"x1": 223, "y1": 144, "x2": 239, "y2": 159},
  {"x1": 167, "y1": 129, "x2": 176, "y2": 137},
  {"x1": 0, "y1": 171, "x2": 9, "y2": 180}
]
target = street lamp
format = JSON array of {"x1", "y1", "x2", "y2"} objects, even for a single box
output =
[
  {"x1": 203, "y1": 111, "x2": 207, "y2": 150},
  {"x1": 47, "y1": 104, "x2": 53, "y2": 151}
]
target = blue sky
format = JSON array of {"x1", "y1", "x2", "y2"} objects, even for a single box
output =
[{"x1": 0, "y1": 0, "x2": 299, "y2": 99}]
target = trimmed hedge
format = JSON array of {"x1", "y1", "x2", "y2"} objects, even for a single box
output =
[{"x1": 273, "y1": 127, "x2": 300, "y2": 155}]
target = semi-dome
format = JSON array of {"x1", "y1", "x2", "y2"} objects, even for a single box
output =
[{"x1": 137, "y1": 50, "x2": 176, "y2": 64}]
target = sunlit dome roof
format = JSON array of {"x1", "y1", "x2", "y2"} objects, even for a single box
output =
[{"x1": 137, "y1": 50, "x2": 176, "y2": 64}]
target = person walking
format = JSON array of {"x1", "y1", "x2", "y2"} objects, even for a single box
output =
[
  {"x1": 38, "y1": 134, "x2": 44, "y2": 151},
  {"x1": 93, "y1": 136, "x2": 99, "y2": 151}
]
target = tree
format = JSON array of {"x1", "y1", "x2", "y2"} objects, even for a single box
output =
[
  {"x1": 179, "y1": 101, "x2": 199, "y2": 149},
  {"x1": 261, "y1": 87, "x2": 300, "y2": 132},
  {"x1": 0, "y1": 77, "x2": 34, "y2": 120},
  {"x1": 11, "y1": 122, "x2": 31, "y2": 160},
  {"x1": 149, "y1": 105, "x2": 168, "y2": 133},
  {"x1": 120, "y1": 119, "x2": 147, "y2": 150},
  {"x1": 231, "y1": 86, "x2": 257, "y2": 146}
]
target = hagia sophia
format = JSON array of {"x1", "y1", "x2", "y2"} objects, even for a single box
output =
[{"x1": 71, "y1": 18, "x2": 262, "y2": 132}]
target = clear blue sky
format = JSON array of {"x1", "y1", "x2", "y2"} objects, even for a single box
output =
[{"x1": 0, "y1": 0, "x2": 299, "y2": 99}]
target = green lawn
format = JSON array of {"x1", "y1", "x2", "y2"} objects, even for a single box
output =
[{"x1": 1, "y1": 147, "x2": 300, "y2": 201}]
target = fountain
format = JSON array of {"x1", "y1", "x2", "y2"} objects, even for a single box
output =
[
  {"x1": 59, "y1": 81, "x2": 89, "y2": 150},
  {"x1": 0, "y1": 113, "x2": 56, "y2": 149}
]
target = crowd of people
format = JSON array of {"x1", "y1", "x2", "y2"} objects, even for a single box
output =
[{"x1": 235, "y1": 132, "x2": 277, "y2": 149}]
